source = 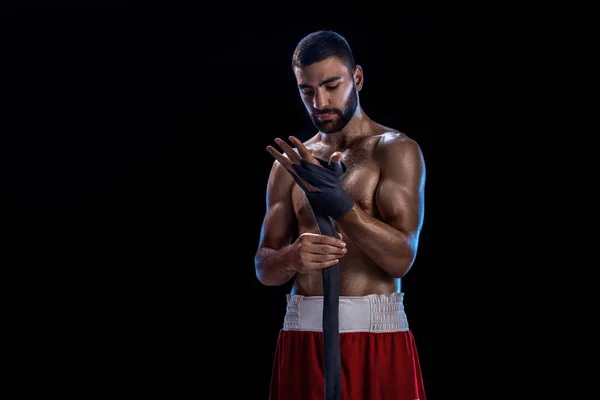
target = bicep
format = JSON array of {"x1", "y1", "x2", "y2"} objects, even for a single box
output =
[
  {"x1": 375, "y1": 139, "x2": 426, "y2": 237},
  {"x1": 257, "y1": 161, "x2": 297, "y2": 250}
]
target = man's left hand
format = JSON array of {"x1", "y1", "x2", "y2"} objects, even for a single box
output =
[{"x1": 266, "y1": 136, "x2": 354, "y2": 221}]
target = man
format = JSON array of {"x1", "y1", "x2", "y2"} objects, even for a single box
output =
[{"x1": 255, "y1": 30, "x2": 427, "y2": 400}]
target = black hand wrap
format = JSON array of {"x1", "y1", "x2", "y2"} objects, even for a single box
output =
[
  {"x1": 291, "y1": 157, "x2": 349, "y2": 400},
  {"x1": 314, "y1": 210, "x2": 341, "y2": 400},
  {"x1": 291, "y1": 158, "x2": 354, "y2": 221}
]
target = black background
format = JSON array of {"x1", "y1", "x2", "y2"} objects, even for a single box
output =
[{"x1": 1, "y1": 5, "x2": 523, "y2": 399}]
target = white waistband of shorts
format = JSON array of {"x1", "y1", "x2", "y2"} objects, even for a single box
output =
[{"x1": 282, "y1": 292, "x2": 409, "y2": 333}]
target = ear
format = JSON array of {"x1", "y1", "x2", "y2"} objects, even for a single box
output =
[{"x1": 353, "y1": 65, "x2": 364, "y2": 91}]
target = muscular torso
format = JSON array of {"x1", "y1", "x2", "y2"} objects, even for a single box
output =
[{"x1": 290, "y1": 131, "x2": 401, "y2": 296}]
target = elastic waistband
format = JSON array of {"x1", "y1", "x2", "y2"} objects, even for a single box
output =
[{"x1": 282, "y1": 292, "x2": 409, "y2": 333}]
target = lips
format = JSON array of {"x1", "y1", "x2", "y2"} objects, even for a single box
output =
[{"x1": 316, "y1": 112, "x2": 335, "y2": 121}]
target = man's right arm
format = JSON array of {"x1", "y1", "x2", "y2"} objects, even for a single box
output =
[{"x1": 254, "y1": 160, "x2": 298, "y2": 286}]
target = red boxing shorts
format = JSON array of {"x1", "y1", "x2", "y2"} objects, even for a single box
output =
[{"x1": 269, "y1": 292, "x2": 426, "y2": 400}]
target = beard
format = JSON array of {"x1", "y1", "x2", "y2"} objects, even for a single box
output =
[{"x1": 310, "y1": 85, "x2": 359, "y2": 134}]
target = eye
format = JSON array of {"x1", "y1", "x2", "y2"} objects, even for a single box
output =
[
  {"x1": 300, "y1": 88, "x2": 314, "y2": 95},
  {"x1": 325, "y1": 85, "x2": 339, "y2": 91}
]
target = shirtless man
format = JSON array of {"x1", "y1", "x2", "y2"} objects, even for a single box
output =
[{"x1": 255, "y1": 30, "x2": 427, "y2": 400}]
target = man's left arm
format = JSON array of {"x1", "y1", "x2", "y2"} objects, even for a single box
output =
[{"x1": 336, "y1": 136, "x2": 426, "y2": 278}]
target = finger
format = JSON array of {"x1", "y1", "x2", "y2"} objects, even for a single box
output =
[
  {"x1": 266, "y1": 145, "x2": 293, "y2": 169},
  {"x1": 289, "y1": 136, "x2": 319, "y2": 165},
  {"x1": 267, "y1": 147, "x2": 321, "y2": 192},
  {"x1": 329, "y1": 151, "x2": 343, "y2": 164},
  {"x1": 311, "y1": 234, "x2": 346, "y2": 248},
  {"x1": 274, "y1": 138, "x2": 302, "y2": 164},
  {"x1": 302, "y1": 252, "x2": 341, "y2": 263},
  {"x1": 308, "y1": 244, "x2": 347, "y2": 256},
  {"x1": 337, "y1": 232, "x2": 343, "y2": 241},
  {"x1": 267, "y1": 145, "x2": 320, "y2": 191}
]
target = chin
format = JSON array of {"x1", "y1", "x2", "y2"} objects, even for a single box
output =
[
  {"x1": 315, "y1": 119, "x2": 344, "y2": 134},
  {"x1": 323, "y1": 123, "x2": 346, "y2": 134}
]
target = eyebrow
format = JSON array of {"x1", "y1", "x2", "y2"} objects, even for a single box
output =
[{"x1": 298, "y1": 76, "x2": 342, "y2": 89}]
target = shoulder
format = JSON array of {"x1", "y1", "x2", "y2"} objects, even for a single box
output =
[
  {"x1": 266, "y1": 158, "x2": 295, "y2": 201},
  {"x1": 268, "y1": 156, "x2": 292, "y2": 182},
  {"x1": 374, "y1": 131, "x2": 425, "y2": 169}
]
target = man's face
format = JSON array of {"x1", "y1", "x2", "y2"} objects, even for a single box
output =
[{"x1": 294, "y1": 57, "x2": 359, "y2": 133}]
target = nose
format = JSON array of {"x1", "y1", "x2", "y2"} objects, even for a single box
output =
[{"x1": 313, "y1": 88, "x2": 328, "y2": 110}]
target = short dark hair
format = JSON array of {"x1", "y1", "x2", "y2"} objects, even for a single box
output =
[{"x1": 291, "y1": 30, "x2": 356, "y2": 72}]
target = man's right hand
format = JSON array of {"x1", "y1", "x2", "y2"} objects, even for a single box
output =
[{"x1": 288, "y1": 233, "x2": 347, "y2": 273}]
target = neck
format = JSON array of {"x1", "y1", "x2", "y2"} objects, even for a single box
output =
[{"x1": 318, "y1": 106, "x2": 371, "y2": 149}]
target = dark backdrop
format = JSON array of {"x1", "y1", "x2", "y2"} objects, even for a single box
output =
[{"x1": 1, "y1": 5, "x2": 494, "y2": 400}]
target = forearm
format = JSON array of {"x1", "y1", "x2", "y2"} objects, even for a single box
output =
[
  {"x1": 254, "y1": 246, "x2": 297, "y2": 286},
  {"x1": 336, "y1": 205, "x2": 415, "y2": 278}
]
